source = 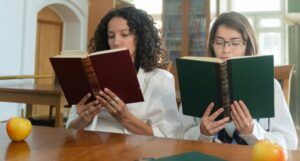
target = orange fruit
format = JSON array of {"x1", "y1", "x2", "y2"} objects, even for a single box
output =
[
  {"x1": 6, "y1": 117, "x2": 32, "y2": 141},
  {"x1": 252, "y1": 140, "x2": 286, "y2": 161}
]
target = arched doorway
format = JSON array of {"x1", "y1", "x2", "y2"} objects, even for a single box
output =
[
  {"x1": 29, "y1": 2, "x2": 86, "y2": 124},
  {"x1": 31, "y1": 6, "x2": 63, "y2": 118},
  {"x1": 35, "y1": 6, "x2": 62, "y2": 85}
]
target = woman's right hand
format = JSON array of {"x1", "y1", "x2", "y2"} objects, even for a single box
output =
[
  {"x1": 76, "y1": 93, "x2": 102, "y2": 124},
  {"x1": 200, "y1": 102, "x2": 230, "y2": 136}
]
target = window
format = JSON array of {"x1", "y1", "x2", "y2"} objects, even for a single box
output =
[
  {"x1": 259, "y1": 32, "x2": 282, "y2": 65},
  {"x1": 259, "y1": 18, "x2": 281, "y2": 28},
  {"x1": 228, "y1": 0, "x2": 286, "y2": 65},
  {"x1": 232, "y1": 0, "x2": 281, "y2": 12},
  {"x1": 134, "y1": 0, "x2": 162, "y2": 29}
]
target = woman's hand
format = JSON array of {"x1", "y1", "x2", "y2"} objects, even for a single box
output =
[
  {"x1": 231, "y1": 100, "x2": 254, "y2": 135},
  {"x1": 97, "y1": 88, "x2": 153, "y2": 135},
  {"x1": 200, "y1": 102, "x2": 230, "y2": 136},
  {"x1": 76, "y1": 93, "x2": 102, "y2": 124},
  {"x1": 97, "y1": 88, "x2": 131, "y2": 122}
]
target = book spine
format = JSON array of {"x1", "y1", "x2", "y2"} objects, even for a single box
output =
[
  {"x1": 81, "y1": 58, "x2": 101, "y2": 97},
  {"x1": 219, "y1": 62, "x2": 231, "y2": 119}
]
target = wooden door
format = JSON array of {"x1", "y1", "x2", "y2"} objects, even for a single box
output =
[
  {"x1": 88, "y1": 0, "x2": 115, "y2": 42},
  {"x1": 32, "y1": 7, "x2": 63, "y2": 117}
]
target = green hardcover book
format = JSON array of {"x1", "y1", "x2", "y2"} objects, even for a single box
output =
[
  {"x1": 176, "y1": 55, "x2": 274, "y2": 119},
  {"x1": 154, "y1": 151, "x2": 226, "y2": 161}
]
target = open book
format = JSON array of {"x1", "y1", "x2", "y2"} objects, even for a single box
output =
[
  {"x1": 50, "y1": 48, "x2": 144, "y2": 105},
  {"x1": 176, "y1": 55, "x2": 274, "y2": 119}
]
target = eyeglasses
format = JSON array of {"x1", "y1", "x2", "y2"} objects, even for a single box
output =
[{"x1": 212, "y1": 39, "x2": 246, "y2": 49}]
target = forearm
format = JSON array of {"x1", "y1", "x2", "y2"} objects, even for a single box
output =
[
  {"x1": 239, "y1": 120, "x2": 296, "y2": 149},
  {"x1": 68, "y1": 117, "x2": 91, "y2": 129},
  {"x1": 120, "y1": 113, "x2": 153, "y2": 136}
]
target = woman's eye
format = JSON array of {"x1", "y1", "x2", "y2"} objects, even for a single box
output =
[
  {"x1": 231, "y1": 41, "x2": 243, "y2": 46},
  {"x1": 215, "y1": 40, "x2": 224, "y2": 45},
  {"x1": 108, "y1": 35, "x2": 115, "y2": 39},
  {"x1": 122, "y1": 33, "x2": 130, "y2": 37}
]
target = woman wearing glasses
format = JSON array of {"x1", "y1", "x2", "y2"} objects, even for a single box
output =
[{"x1": 180, "y1": 11, "x2": 298, "y2": 150}]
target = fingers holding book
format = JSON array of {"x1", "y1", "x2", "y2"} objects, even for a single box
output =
[
  {"x1": 231, "y1": 100, "x2": 254, "y2": 135},
  {"x1": 200, "y1": 102, "x2": 230, "y2": 136},
  {"x1": 98, "y1": 88, "x2": 129, "y2": 121},
  {"x1": 78, "y1": 93, "x2": 92, "y2": 106},
  {"x1": 76, "y1": 93, "x2": 102, "y2": 123}
]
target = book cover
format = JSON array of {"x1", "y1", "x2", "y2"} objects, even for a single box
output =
[
  {"x1": 50, "y1": 48, "x2": 144, "y2": 105},
  {"x1": 176, "y1": 55, "x2": 274, "y2": 119},
  {"x1": 154, "y1": 151, "x2": 226, "y2": 161}
]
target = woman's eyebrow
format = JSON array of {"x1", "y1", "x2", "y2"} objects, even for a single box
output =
[
  {"x1": 215, "y1": 36, "x2": 243, "y2": 40},
  {"x1": 107, "y1": 28, "x2": 130, "y2": 33}
]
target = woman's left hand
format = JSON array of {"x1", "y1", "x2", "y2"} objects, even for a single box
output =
[
  {"x1": 97, "y1": 88, "x2": 153, "y2": 136},
  {"x1": 231, "y1": 100, "x2": 254, "y2": 135},
  {"x1": 97, "y1": 88, "x2": 130, "y2": 122}
]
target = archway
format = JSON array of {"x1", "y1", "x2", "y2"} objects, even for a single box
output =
[{"x1": 31, "y1": 3, "x2": 84, "y2": 122}]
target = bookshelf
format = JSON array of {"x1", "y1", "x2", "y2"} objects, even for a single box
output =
[
  {"x1": 162, "y1": 0, "x2": 210, "y2": 89},
  {"x1": 162, "y1": 0, "x2": 210, "y2": 59}
]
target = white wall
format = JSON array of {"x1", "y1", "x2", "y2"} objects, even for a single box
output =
[
  {"x1": 64, "y1": 22, "x2": 82, "y2": 50},
  {"x1": 0, "y1": 1, "x2": 24, "y2": 76},
  {"x1": 0, "y1": 1, "x2": 26, "y2": 121},
  {"x1": 0, "y1": 0, "x2": 88, "y2": 121}
]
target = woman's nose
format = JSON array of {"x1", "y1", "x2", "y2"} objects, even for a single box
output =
[
  {"x1": 223, "y1": 44, "x2": 231, "y2": 54},
  {"x1": 113, "y1": 35, "x2": 122, "y2": 47}
]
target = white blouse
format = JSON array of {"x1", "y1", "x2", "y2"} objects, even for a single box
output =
[
  {"x1": 180, "y1": 79, "x2": 298, "y2": 150},
  {"x1": 66, "y1": 68, "x2": 182, "y2": 139}
]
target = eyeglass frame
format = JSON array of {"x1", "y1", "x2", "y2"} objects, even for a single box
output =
[{"x1": 211, "y1": 38, "x2": 246, "y2": 49}]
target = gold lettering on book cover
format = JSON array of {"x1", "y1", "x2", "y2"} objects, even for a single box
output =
[
  {"x1": 81, "y1": 58, "x2": 101, "y2": 96},
  {"x1": 219, "y1": 62, "x2": 231, "y2": 118}
]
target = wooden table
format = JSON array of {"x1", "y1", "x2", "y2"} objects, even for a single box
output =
[
  {"x1": 0, "y1": 83, "x2": 65, "y2": 127},
  {"x1": 1, "y1": 125, "x2": 299, "y2": 161}
]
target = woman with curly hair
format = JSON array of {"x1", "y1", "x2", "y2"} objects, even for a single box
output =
[{"x1": 66, "y1": 6, "x2": 182, "y2": 138}]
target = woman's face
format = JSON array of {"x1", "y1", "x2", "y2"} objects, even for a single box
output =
[
  {"x1": 212, "y1": 25, "x2": 246, "y2": 60},
  {"x1": 107, "y1": 17, "x2": 137, "y2": 62}
]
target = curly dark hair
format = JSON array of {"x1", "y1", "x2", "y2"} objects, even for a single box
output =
[
  {"x1": 208, "y1": 11, "x2": 258, "y2": 57},
  {"x1": 88, "y1": 6, "x2": 164, "y2": 72}
]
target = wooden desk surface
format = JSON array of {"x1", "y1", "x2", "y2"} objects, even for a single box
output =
[
  {"x1": 1, "y1": 124, "x2": 299, "y2": 161},
  {"x1": 0, "y1": 82, "x2": 65, "y2": 127}
]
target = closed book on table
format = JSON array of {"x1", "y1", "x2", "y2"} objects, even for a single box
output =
[
  {"x1": 50, "y1": 48, "x2": 144, "y2": 105},
  {"x1": 154, "y1": 151, "x2": 226, "y2": 161},
  {"x1": 176, "y1": 55, "x2": 274, "y2": 119}
]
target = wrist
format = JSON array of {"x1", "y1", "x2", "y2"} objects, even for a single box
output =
[
  {"x1": 199, "y1": 133, "x2": 215, "y2": 142},
  {"x1": 79, "y1": 116, "x2": 91, "y2": 126},
  {"x1": 119, "y1": 111, "x2": 133, "y2": 126},
  {"x1": 239, "y1": 121, "x2": 254, "y2": 135}
]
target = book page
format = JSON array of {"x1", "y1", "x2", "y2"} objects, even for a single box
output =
[
  {"x1": 53, "y1": 50, "x2": 88, "y2": 58},
  {"x1": 89, "y1": 48, "x2": 128, "y2": 56},
  {"x1": 181, "y1": 56, "x2": 223, "y2": 63},
  {"x1": 228, "y1": 54, "x2": 266, "y2": 60}
]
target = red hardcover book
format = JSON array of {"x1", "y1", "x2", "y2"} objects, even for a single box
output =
[{"x1": 50, "y1": 48, "x2": 144, "y2": 105}]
